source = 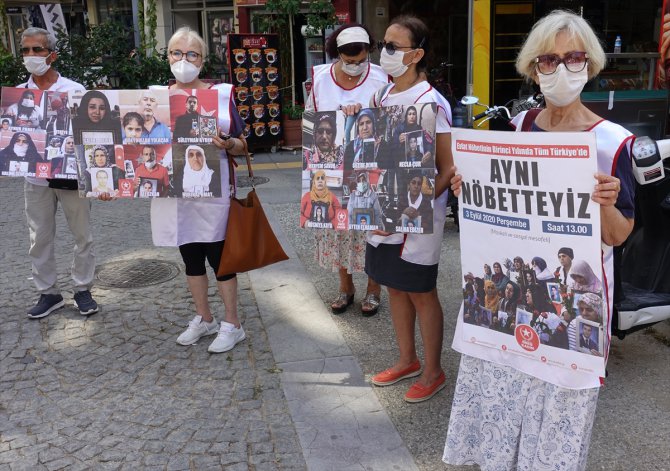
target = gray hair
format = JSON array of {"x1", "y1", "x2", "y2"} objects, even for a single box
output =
[
  {"x1": 515, "y1": 10, "x2": 606, "y2": 81},
  {"x1": 21, "y1": 27, "x2": 57, "y2": 51},
  {"x1": 168, "y1": 27, "x2": 208, "y2": 59}
]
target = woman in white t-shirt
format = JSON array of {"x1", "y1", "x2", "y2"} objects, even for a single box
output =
[
  {"x1": 305, "y1": 24, "x2": 390, "y2": 317},
  {"x1": 366, "y1": 15, "x2": 454, "y2": 403}
]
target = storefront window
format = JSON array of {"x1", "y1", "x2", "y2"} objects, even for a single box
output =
[{"x1": 97, "y1": 0, "x2": 134, "y2": 24}]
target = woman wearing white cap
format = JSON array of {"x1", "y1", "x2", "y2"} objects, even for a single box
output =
[{"x1": 306, "y1": 23, "x2": 390, "y2": 317}]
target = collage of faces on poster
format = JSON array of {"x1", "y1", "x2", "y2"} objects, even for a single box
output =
[
  {"x1": 0, "y1": 86, "x2": 223, "y2": 199},
  {"x1": 300, "y1": 104, "x2": 438, "y2": 233},
  {"x1": 228, "y1": 34, "x2": 280, "y2": 144}
]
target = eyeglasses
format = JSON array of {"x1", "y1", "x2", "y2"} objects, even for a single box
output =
[
  {"x1": 377, "y1": 38, "x2": 424, "y2": 55},
  {"x1": 169, "y1": 50, "x2": 201, "y2": 62},
  {"x1": 20, "y1": 46, "x2": 51, "y2": 55},
  {"x1": 534, "y1": 51, "x2": 588, "y2": 75},
  {"x1": 409, "y1": 178, "x2": 422, "y2": 186}
]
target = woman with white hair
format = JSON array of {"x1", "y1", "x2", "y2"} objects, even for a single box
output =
[
  {"x1": 102, "y1": 27, "x2": 248, "y2": 354},
  {"x1": 444, "y1": 10, "x2": 635, "y2": 470},
  {"x1": 181, "y1": 144, "x2": 214, "y2": 195}
]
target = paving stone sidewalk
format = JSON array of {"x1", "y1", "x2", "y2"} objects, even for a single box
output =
[{"x1": 0, "y1": 178, "x2": 305, "y2": 470}]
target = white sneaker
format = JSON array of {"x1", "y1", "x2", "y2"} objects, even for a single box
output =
[
  {"x1": 208, "y1": 321, "x2": 246, "y2": 353},
  {"x1": 176, "y1": 315, "x2": 219, "y2": 345}
]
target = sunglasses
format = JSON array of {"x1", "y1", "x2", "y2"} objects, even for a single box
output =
[
  {"x1": 534, "y1": 51, "x2": 588, "y2": 75},
  {"x1": 20, "y1": 46, "x2": 51, "y2": 55},
  {"x1": 377, "y1": 38, "x2": 425, "y2": 55}
]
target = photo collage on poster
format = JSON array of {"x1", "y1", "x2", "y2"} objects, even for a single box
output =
[
  {"x1": 462, "y1": 252, "x2": 605, "y2": 358},
  {"x1": 300, "y1": 104, "x2": 437, "y2": 233},
  {"x1": 228, "y1": 34, "x2": 281, "y2": 145},
  {"x1": 1, "y1": 86, "x2": 223, "y2": 199},
  {"x1": 0, "y1": 88, "x2": 72, "y2": 178}
]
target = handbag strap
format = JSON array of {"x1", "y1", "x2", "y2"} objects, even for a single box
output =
[{"x1": 227, "y1": 139, "x2": 254, "y2": 197}]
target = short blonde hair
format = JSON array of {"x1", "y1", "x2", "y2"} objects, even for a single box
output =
[
  {"x1": 515, "y1": 10, "x2": 606, "y2": 81},
  {"x1": 168, "y1": 26, "x2": 208, "y2": 59}
]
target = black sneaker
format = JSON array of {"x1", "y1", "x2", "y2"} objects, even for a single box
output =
[
  {"x1": 27, "y1": 294, "x2": 65, "y2": 319},
  {"x1": 73, "y1": 290, "x2": 99, "y2": 316}
]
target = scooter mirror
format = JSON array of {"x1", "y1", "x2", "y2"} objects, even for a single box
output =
[
  {"x1": 461, "y1": 96, "x2": 479, "y2": 106},
  {"x1": 631, "y1": 136, "x2": 666, "y2": 185}
]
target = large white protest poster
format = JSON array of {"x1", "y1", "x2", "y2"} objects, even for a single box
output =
[
  {"x1": 300, "y1": 104, "x2": 437, "y2": 232},
  {"x1": 452, "y1": 128, "x2": 607, "y2": 386}
]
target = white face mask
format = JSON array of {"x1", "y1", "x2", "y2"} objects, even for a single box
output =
[
  {"x1": 341, "y1": 59, "x2": 368, "y2": 77},
  {"x1": 171, "y1": 60, "x2": 201, "y2": 84},
  {"x1": 14, "y1": 143, "x2": 28, "y2": 157},
  {"x1": 23, "y1": 56, "x2": 51, "y2": 76},
  {"x1": 380, "y1": 48, "x2": 411, "y2": 78},
  {"x1": 145, "y1": 159, "x2": 156, "y2": 169},
  {"x1": 356, "y1": 181, "x2": 368, "y2": 193},
  {"x1": 538, "y1": 64, "x2": 588, "y2": 107},
  {"x1": 22, "y1": 99, "x2": 35, "y2": 108}
]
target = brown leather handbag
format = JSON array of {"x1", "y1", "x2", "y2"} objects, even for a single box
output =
[{"x1": 217, "y1": 149, "x2": 288, "y2": 275}]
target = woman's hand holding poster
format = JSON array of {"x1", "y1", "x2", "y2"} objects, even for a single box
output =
[{"x1": 452, "y1": 128, "x2": 607, "y2": 389}]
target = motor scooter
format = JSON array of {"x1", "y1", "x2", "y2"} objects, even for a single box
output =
[
  {"x1": 615, "y1": 136, "x2": 670, "y2": 338},
  {"x1": 458, "y1": 96, "x2": 670, "y2": 337}
]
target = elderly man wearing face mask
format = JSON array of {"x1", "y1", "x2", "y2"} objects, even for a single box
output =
[
  {"x1": 134, "y1": 146, "x2": 170, "y2": 196},
  {"x1": 16, "y1": 27, "x2": 98, "y2": 319}
]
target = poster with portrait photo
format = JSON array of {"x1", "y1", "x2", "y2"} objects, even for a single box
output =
[
  {"x1": 403, "y1": 130, "x2": 424, "y2": 167},
  {"x1": 547, "y1": 282, "x2": 562, "y2": 303},
  {"x1": 138, "y1": 178, "x2": 158, "y2": 197},
  {"x1": 302, "y1": 106, "x2": 436, "y2": 231},
  {"x1": 342, "y1": 168, "x2": 385, "y2": 231},
  {"x1": 69, "y1": 89, "x2": 122, "y2": 146},
  {"x1": 76, "y1": 144, "x2": 125, "y2": 197},
  {"x1": 515, "y1": 307, "x2": 533, "y2": 327},
  {"x1": 576, "y1": 317, "x2": 603, "y2": 356},
  {"x1": 169, "y1": 88, "x2": 219, "y2": 144},
  {"x1": 62, "y1": 155, "x2": 79, "y2": 176},
  {"x1": 0, "y1": 129, "x2": 46, "y2": 177},
  {"x1": 0, "y1": 87, "x2": 46, "y2": 131},
  {"x1": 86, "y1": 167, "x2": 115, "y2": 197},
  {"x1": 392, "y1": 169, "x2": 434, "y2": 234},
  {"x1": 300, "y1": 169, "x2": 346, "y2": 229},
  {"x1": 302, "y1": 110, "x2": 345, "y2": 171},
  {"x1": 453, "y1": 127, "x2": 607, "y2": 388},
  {"x1": 118, "y1": 89, "x2": 171, "y2": 145},
  {"x1": 171, "y1": 142, "x2": 221, "y2": 198},
  {"x1": 124, "y1": 160, "x2": 135, "y2": 177},
  {"x1": 44, "y1": 91, "x2": 71, "y2": 136},
  {"x1": 123, "y1": 143, "x2": 173, "y2": 198},
  {"x1": 0, "y1": 117, "x2": 13, "y2": 132}
]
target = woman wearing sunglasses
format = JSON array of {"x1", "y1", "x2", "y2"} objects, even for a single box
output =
[
  {"x1": 306, "y1": 24, "x2": 389, "y2": 317},
  {"x1": 365, "y1": 15, "x2": 454, "y2": 403},
  {"x1": 444, "y1": 11, "x2": 635, "y2": 470}
]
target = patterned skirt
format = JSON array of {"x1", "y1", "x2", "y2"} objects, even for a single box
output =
[
  {"x1": 443, "y1": 354, "x2": 599, "y2": 471},
  {"x1": 315, "y1": 229, "x2": 366, "y2": 274}
]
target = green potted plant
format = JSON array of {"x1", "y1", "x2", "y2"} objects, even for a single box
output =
[{"x1": 282, "y1": 98, "x2": 304, "y2": 147}]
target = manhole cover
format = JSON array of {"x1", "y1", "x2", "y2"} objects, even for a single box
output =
[
  {"x1": 96, "y1": 259, "x2": 180, "y2": 288},
  {"x1": 237, "y1": 176, "x2": 269, "y2": 188}
]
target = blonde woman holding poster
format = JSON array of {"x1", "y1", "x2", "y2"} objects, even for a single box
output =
[
  {"x1": 101, "y1": 27, "x2": 248, "y2": 353},
  {"x1": 365, "y1": 15, "x2": 454, "y2": 403},
  {"x1": 444, "y1": 11, "x2": 635, "y2": 470},
  {"x1": 305, "y1": 23, "x2": 389, "y2": 316}
]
